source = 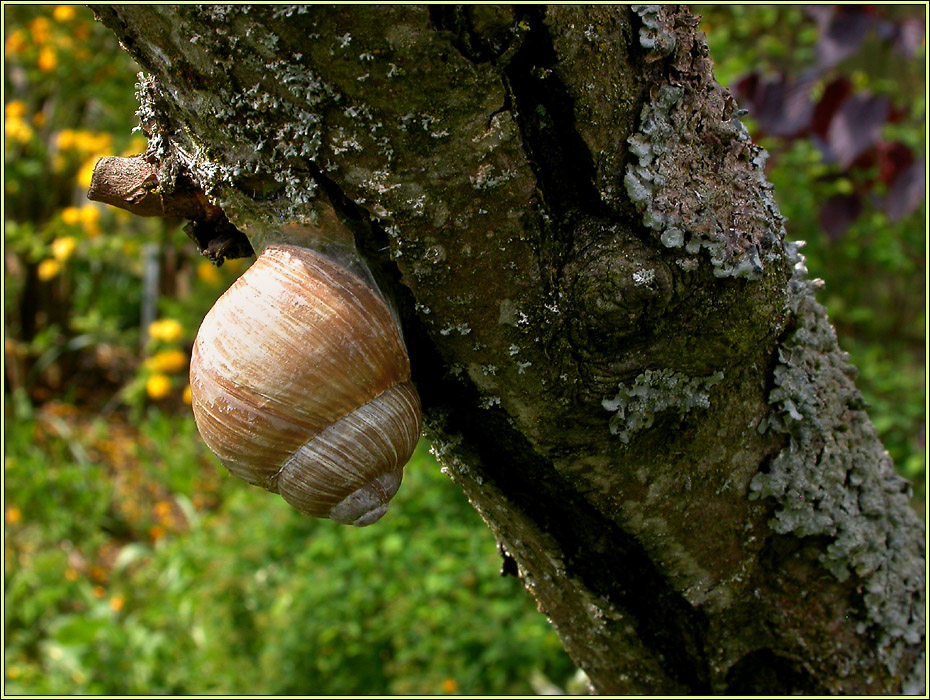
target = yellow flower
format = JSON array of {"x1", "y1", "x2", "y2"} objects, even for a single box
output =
[
  {"x1": 144, "y1": 350, "x2": 188, "y2": 374},
  {"x1": 5, "y1": 117, "x2": 33, "y2": 144},
  {"x1": 58, "y1": 130, "x2": 111, "y2": 155},
  {"x1": 65, "y1": 568, "x2": 79, "y2": 582},
  {"x1": 29, "y1": 17, "x2": 52, "y2": 45},
  {"x1": 197, "y1": 260, "x2": 221, "y2": 285},
  {"x1": 4, "y1": 29, "x2": 27, "y2": 57},
  {"x1": 79, "y1": 204, "x2": 101, "y2": 237},
  {"x1": 61, "y1": 206, "x2": 81, "y2": 226},
  {"x1": 77, "y1": 157, "x2": 99, "y2": 189},
  {"x1": 37, "y1": 258, "x2": 61, "y2": 281},
  {"x1": 32, "y1": 111, "x2": 46, "y2": 128},
  {"x1": 38, "y1": 46, "x2": 57, "y2": 72},
  {"x1": 441, "y1": 679, "x2": 458, "y2": 694},
  {"x1": 92, "y1": 585, "x2": 105, "y2": 599},
  {"x1": 53, "y1": 5, "x2": 77, "y2": 22},
  {"x1": 80, "y1": 204, "x2": 100, "y2": 223},
  {"x1": 56, "y1": 128, "x2": 76, "y2": 150},
  {"x1": 82, "y1": 131, "x2": 111, "y2": 153},
  {"x1": 146, "y1": 374, "x2": 172, "y2": 400},
  {"x1": 5, "y1": 101, "x2": 27, "y2": 120},
  {"x1": 182, "y1": 384, "x2": 192, "y2": 405},
  {"x1": 51, "y1": 236, "x2": 76, "y2": 262},
  {"x1": 148, "y1": 318, "x2": 183, "y2": 343},
  {"x1": 5, "y1": 506, "x2": 21, "y2": 524},
  {"x1": 109, "y1": 594, "x2": 125, "y2": 612}
]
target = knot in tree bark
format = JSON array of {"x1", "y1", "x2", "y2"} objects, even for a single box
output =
[{"x1": 564, "y1": 231, "x2": 675, "y2": 351}]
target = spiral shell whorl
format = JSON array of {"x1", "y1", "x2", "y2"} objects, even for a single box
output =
[
  {"x1": 275, "y1": 381, "x2": 420, "y2": 524},
  {"x1": 190, "y1": 244, "x2": 421, "y2": 526}
]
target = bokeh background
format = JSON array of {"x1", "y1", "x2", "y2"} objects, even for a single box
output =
[{"x1": 3, "y1": 5, "x2": 924, "y2": 694}]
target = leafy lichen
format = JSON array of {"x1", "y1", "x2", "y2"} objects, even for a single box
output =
[
  {"x1": 602, "y1": 368, "x2": 724, "y2": 443},
  {"x1": 624, "y1": 6, "x2": 785, "y2": 279},
  {"x1": 631, "y1": 5, "x2": 677, "y2": 60},
  {"x1": 750, "y1": 242, "x2": 925, "y2": 666}
]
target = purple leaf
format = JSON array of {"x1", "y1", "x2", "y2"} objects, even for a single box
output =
[
  {"x1": 811, "y1": 76, "x2": 853, "y2": 140},
  {"x1": 732, "y1": 73, "x2": 815, "y2": 138},
  {"x1": 803, "y1": 4, "x2": 836, "y2": 27},
  {"x1": 878, "y1": 141, "x2": 915, "y2": 184},
  {"x1": 893, "y1": 17, "x2": 926, "y2": 56},
  {"x1": 822, "y1": 94, "x2": 890, "y2": 168},
  {"x1": 880, "y1": 159, "x2": 925, "y2": 222},
  {"x1": 816, "y1": 7, "x2": 876, "y2": 69},
  {"x1": 819, "y1": 194, "x2": 863, "y2": 240}
]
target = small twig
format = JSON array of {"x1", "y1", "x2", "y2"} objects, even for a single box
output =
[
  {"x1": 87, "y1": 155, "x2": 253, "y2": 264},
  {"x1": 88, "y1": 155, "x2": 223, "y2": 221}
]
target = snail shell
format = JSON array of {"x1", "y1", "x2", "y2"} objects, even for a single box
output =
[{"x1": 189, "y1": 244, "x2": 421, "y2": 526}]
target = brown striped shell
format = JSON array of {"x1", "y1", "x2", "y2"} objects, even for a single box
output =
[{"x1": 189, "y1": 244, "x2": 421, "y2": 526}]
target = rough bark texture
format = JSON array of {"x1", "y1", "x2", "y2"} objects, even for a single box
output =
[{"x1": 89, "y1": 5, "x2": 924, "y2": 694}]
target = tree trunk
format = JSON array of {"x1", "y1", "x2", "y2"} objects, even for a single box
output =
[{"x1": 89, "y1": 5, "x2": 924, "y2": 694}]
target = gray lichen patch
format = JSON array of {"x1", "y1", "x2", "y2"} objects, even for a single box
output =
[
  {"x1": 129, "y1": 21, "x2": 333, "y2": 241},
  {"x1": 632, "y1": 5, "x2": 677, "y2": 60},
  {"x1": 750, "y1": 242, "x2": 925, "y2": 663},
  {"x1": 602, "y1": 368, "x2": 724, "y2": 443},
  {"x1": 624, "y1": 6, "x2": 785, "y2": 279}
]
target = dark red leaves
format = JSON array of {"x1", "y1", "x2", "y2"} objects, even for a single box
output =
[
  {"x1": 810, "y1": 77, "x2": 853, "y2": 140},
  {"x1": 820, "y1": 94, "x2": 890, "y2": 169},
  {"x1": 733, "y1": 73, "x2": 815, "y2": 139},
  {"x1": 891, "y1": 17, "x2": 926, "y2": 56},
  {"x1": 812, "y1": 5, "x2": 876, "y2": 69},
  {"x1": 731, "y1": 5, "x2": 925, "y2": 238},
  {"x1": 877, "y1": 142, "x2": 914, "y2": 186},
  {"x1": 820, "y1": 194, "x2": 863, "y2": 240},
  {"x1": 881, "y1": 159, "x2": 925, "y2": 223}
]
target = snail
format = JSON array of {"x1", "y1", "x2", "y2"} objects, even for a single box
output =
[
  {"x1": 84, "y1": 156, "x2": 420, "y2": 525},
  {"x1": 189, "y1": 242, "x2": 422, "y2": 526}
]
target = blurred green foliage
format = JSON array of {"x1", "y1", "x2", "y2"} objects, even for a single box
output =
[
  {"x1": 4, "y1": 408, "x2": 575, "y2": 694},
  {"x1": 3, "y1": 4, "x2": 925, "y2": 695}
]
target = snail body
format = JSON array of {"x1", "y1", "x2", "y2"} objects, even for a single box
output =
[{"x1": 189, "y1": 243, "x2": 421, "y2": 526}]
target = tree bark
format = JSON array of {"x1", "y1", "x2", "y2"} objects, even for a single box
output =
[{"x1": 89, "y1": 5, "x2": 924, "y2": 694}]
